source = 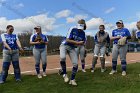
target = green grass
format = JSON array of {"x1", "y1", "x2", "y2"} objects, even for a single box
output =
[{"x1": 0, "y1": 63, "x2": 140, "y2": 93}]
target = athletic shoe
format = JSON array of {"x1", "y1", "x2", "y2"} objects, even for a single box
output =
[
  {"x1": 91, "y1": 68, "x2": 94, "y2": 73},
  {"x1": 69, "y1": 80, "x2": 77, "y2": 86},
  {"x1": 82, "y1": 69, "x2": 86, "y2": 72},
  {"x1": 37, "y1": 74, "x2": 42, "y2": 79},
  {"x1": 42, "y1": 72, "x2": 47, "y2": 77},
  {"x1": 101, "y1": 68, "x2": 106, "y2": 73},
  {"x1": 122, "y1": 71, "x2": 126, "y2": 76},
  {"x1": 16, "y1": 79, "x2": 22, "y2": 83},
  {"x1": 63, "y1": 74, "x2": 69, "y2": 83},
  {"x1": 109, "y1": 70, "x2": 117, "y2": 75},
  {"x1": 0, "y1": 80, "x2": 4, "y2": 84}
]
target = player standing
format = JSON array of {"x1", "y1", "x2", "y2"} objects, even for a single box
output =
[
  {"x1": 30, "y1": 26, "x2": 48, "y2": 78},
  {"x1": 109, "y1": 20, "x2": 131, "y2": 76},
  {"x1": 0, "y1": 25, "x2": 23, "y2": 84},
  {"x1": 136, "y1": 21, "x2": 140, "y2": 41},
  {"x1": 75, "y1": 19, "x2": 87, "y2": 72},
  {"x1": 91, "y1": 25, "x2": 110, "y2": 73},
  {"x1": 59, "y1": 19, "x2": 86, "y2": 86}
]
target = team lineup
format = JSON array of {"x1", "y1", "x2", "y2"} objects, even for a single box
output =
[{"x1": 0, "y1": 19, "x2": 140, "y2": 86}]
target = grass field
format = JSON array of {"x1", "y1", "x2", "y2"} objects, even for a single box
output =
[{"x1": 0, "y1": 63, "x2": 140, "y2": 93}]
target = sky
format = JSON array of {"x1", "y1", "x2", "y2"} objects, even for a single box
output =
[{"x1": 0, "y1": 0, "x2": 140, "y2": 36}]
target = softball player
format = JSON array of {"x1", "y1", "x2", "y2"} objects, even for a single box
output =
[
  {"x1": 109, "y1": 20, "x2": 131, "y2": 76},
  {"x1": 91, "y1": 25, "x2": 110, "y2": 73},
  {"x1": 75, "y1": 19, "x2": 87, "y2": 72},
  {"x1": 59, "y1": 19, "x2": 86, "y2": 86},
  {"x1": 136, "y1": 21, "x2": 140, "y2": 76},
  {"x1": 136, "y1": 21, "x2": 140, "y2": 41},
  {"x1": 0, "y1": 25, "x2": 23, "y2": 84},
  {"x1": 30, "y1": 26, "x2": 48, "y2": 79}
]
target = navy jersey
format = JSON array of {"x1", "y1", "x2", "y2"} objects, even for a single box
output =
[
  {"x1": 30, "y1": 33, "x2": 48, "y2": 49},
  {"x1": 65, "y1": 27, "x2": 86, "y2": 48},
  {"x1": 1, "y1": 33, "x2": 19, "y2": 50},
  {"x1": 136, "y1": 30, "x2": 140, "y2": 39},
  {"x1": 112, "y1": 28, "x2": 131, "y2": 44}
]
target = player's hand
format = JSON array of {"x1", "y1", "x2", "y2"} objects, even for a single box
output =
[
  {"x1": 19, "y1": 47, "x2": 24, "y2": 53},
  {"x1": 116, "y1": 36, "x2": 121, "y2": 39},
  {"x1": 76, "y1": 41, "x2": 84, "y2": 45},
  {"x1": 40, "y1": 41, "x2": 45, "y2": 44},
  {"x1": 9, "y1": 49, "x2": 12, "y2": 54},
  {"x1": 35, "y1": 41, "x2": 41, "y2": 44}
]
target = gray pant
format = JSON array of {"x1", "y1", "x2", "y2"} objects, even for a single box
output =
[
  {"x1": 60, "y1": 45, "x2": 78, "y2": 66},
  {"x1": 112, "y1": 44, "x2": 128, "y2": 71},
  {"x1": 60, "y1": 45, "x2": 66, "y2": 62},
  {"x1": 33, "y1": 48, "x2": 47, "y2": 65},
  {"x1": 92, "y1": 44, "x2": 106, "y2": 69},
  {"x1": 3, "y1": 50, "x2": 19, "y2": 62},
  {"x1": 1, "y1": 49, "x2": 21, "y2": 81},
  {"x1": 112, "y1": 44, "x2": 128, "y2": 61},
  {"x1": 75, "y1": 45, "x2": 85, "y2": 61},
  {"x1": 94, "y1": 44, "x2": 106, "y2": 57}
]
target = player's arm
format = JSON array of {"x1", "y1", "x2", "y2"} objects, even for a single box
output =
[
  {"x1": 16, "y1": 35, "x2": 23, "y2": 51},
  {"x1": 3, "y1": 41, "x2": 11, "y2": 50},
  {"x1": 66, "y1": 39, "x2": 84, "y2": 45},
  {"x1": 1, "y1": 34, "x2": 11, "y2": 50},
  {"x1": 94, "y1": 34, "x2": 98, "y2": 43},
  {"x1": 110, "y1": 30, "x2": 121, "y2": 40},
  {"x1": 40, "y1": 35, "x2": 49, "y2": 45},
  {"x1": 66, "y1": 27, "x2": 84, "y2": 45},
  {"x1": 44, "y1": 35, "x2": 49, "y2": 45},
  {"x1": 30, "y1": 35, "x2": 41, "y2": 45},
  {"x1": 126, "y1": 29, "x2": 131, "y2": 39},
  {"x1": 44, "y1": 42, "x2": 48, "y2": 45},
  {"x1": 30, "y1": 41, "x2": 40, "y2": 45}
]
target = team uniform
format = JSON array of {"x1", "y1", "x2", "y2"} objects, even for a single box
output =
[
  {"x1": 60, "y1": 25, "x2": 85, "y2": 85},
  {"x1": 59, "y1": 27, "x2": 77, "y2": 65},
  {"x1": 91, "y1": 31, "x2": 110, "y2": 72},
  {"x1": 136, "y1": 30, "x2": 140, "y2": 39},
  {"x1": 110, "y1": 28, "x2": 131, "y2": 75},
  {"x1": 75, "y1": 32, "x2": 87, "y2": 72},
  {"x1": 0, "y1": 33, "x2": 21, "y2": 83},
  {"x1": 30, "y1": 33, "x2": 48, "y2": 77}
]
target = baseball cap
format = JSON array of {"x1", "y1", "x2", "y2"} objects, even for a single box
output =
[
  {"x1": 77, "y1": 24, "x2": 84, "y2": 30},
  {"x1": 34, "y1": 26, "x2": 41, "y2": 29},
  {"x1": 116, "y1": 20, "x2": 123, "y2": 24},
  {"x1": 78, "y1": 19, "x2": 86, "y2": 24},
  {"x1": 137, "y1": 21, "x2": 140, "y2": 24}
]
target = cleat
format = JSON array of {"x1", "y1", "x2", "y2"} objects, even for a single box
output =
[
  {"x1": 42, "y1": 72, "x2": 47, "y2": 77},
  {"x1": 82, "y1": 69, "x2": 86, "y2": 72},
  {"x1": 109, "y1": 70, "x2": 117, "y2": 75},
  {"x1": 16, "y1": 79, "x2": 22, "y2": 83},
  {"x1": 122, "y1": 71, "x2": 126, "y2": 76},
  {"x1": 69, "y1": 80, "x2": 77, "y2": 86},
  {"x1": 37, "y1": 74, "x2": 42, "y2": 79},
  {"x1": 63, "y1": 74, "x2": 69, "y2": 83},
  {"x1": 101, "y1": 68, "x2": 106, "y2": 73},
  {"x1": 90, "y1": 68, "x2": 94, "y2": 73},
  {"x1": 0, "y1": 80, "x2": 4, "y2": 84}
]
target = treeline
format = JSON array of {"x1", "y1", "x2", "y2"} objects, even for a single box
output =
[
  {"x1": 0, "y1": 29, "x2": 138, "y2": 56},
  {"x1": 0, "y1": 32, "x2": 95, "y2": 56}
]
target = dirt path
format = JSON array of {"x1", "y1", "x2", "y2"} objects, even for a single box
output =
[{"x1": 0, "y1": 53, "x2": 139, "y2": 75}]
